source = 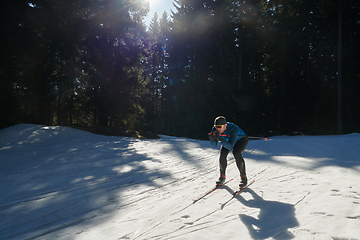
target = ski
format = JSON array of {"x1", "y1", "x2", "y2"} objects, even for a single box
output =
[
  {"x1": 220, "y1": 179, "x2": 255, "y2": 210},
  {"x1": 193, "y1": 178, "x2": 233, "y2": 204}
]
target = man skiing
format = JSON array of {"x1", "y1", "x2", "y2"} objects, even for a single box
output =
[{"x1": 208, "y1": 116, "x2": 249, "y2": 188}]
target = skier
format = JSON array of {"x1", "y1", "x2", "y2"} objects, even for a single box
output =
[{"x1": 208, "y1": 116, "x2": 249, "y2": 188}]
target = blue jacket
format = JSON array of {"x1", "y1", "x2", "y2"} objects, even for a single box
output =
[{"x1": 210, "y1": 122, "x2": 246, "y2": 150}]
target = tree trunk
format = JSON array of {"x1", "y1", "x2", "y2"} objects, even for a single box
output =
[
  {"x1": 237, "y1": 49, "x2": 243, "y2": 93},
  {"x1": 337, "y1": 0, "x2": 343, "y2": 134}
]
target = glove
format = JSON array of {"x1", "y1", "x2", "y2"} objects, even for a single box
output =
[
  {"x1": 208, "y1": 132, "x2": 215, "y2": 141},
  {"x1": 213, "y1": 131, "x2": 223, "y2": 142}
]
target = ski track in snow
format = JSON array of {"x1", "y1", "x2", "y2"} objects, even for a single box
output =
[{"x1": 1, "y1": 124, "x2": 360, "y2": 240}]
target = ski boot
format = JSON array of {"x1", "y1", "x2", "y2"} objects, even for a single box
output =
[
  {"x1": 239, "y1": 175, "x2": 248, "y2": 189},
  {"x1": 216, "y1": 175, "x2": 226, "y2": 186}
]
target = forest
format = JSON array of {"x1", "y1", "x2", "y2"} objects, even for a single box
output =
[{"x1": 1, "y1": 0, "x2": 359, "y2": 139}]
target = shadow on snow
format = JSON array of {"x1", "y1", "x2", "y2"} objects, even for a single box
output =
[
  {"x1": 245, "y1": 134, "x2": 360, "y2": 171},
  {"x1": 0, "y1": 124, "x2": 205, "y2": 239},
  {"x1": 236, "y1": 188, "x2": 298, "y2": 240}
]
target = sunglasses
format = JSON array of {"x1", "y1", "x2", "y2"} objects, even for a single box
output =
[{"x1": 214, "y1": 124, "x2": 225, "y2": 129}]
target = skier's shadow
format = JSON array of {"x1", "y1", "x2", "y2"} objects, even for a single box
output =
[{"x1": 234, "y1": 188, "x2": 299, "y2": 240}]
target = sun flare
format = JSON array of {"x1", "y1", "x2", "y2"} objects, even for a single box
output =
[{"x1": 146, "y1": 0, "x2": 158, "y2": 8}]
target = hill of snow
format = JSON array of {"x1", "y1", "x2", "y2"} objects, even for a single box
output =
[{"x1": 1, "y1": 124, "x2": 360, "y2": 240}]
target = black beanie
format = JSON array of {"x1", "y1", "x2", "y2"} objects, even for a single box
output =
[{"x1": 214, "y1": 116, "x2": 227, "y2": 125}]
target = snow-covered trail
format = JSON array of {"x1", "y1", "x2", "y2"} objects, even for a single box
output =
[
  {"x1": 1, "y1": 124, "x2": 360, "y2": 240},
  {"x1": 0, "y1": 124, "x2": 221, "y2": 239}
]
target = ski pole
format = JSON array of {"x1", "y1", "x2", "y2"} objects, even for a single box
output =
[
  {"x1": 244, "y1": 136, "x2": 268, "y2": 140},
  {"x1": 209, "y1": 132, "x2": 268, "y2": 141}
]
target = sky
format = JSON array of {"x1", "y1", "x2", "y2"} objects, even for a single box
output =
[
  {"x1": 1, "y1": 124, "x2": 360, "y2": 239},
  {"x1": 144, "y1": 0, "x2": 176, "y2": 26}
]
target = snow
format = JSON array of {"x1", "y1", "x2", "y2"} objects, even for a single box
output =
[{"x1": 1, "y1": 124, "x2": 360, "y2": 240}]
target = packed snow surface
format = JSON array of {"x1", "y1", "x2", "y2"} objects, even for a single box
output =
[{"x1": 1, "y1": 124, "x2": 360, "y2": 240}]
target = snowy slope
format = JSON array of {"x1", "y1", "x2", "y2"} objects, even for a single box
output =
[{"x1": 1, "y1": 124, "x2": 360, "y2": 240}]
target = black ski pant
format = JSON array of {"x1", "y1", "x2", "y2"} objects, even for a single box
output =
[{"x1": 219, "y1": 137, "x2": 249, "y2": 178}]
